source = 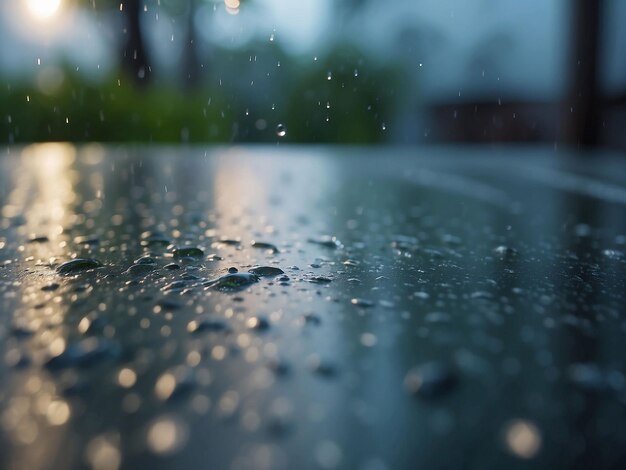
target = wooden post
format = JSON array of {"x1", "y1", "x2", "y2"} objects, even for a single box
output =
[{"x1": 564, "y1": 0, "x2": 603, "y2": 148}]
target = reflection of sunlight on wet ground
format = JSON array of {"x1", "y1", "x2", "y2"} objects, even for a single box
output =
[
  {"x1": 1, "y1": 146, "x2": 625, "y2": 469},
  {"x1": 22, "y1": 143, "x2": 76, "y2": 241},
  {"x1": 1, "y1": 143, "x2": 78, "y2": 469}
]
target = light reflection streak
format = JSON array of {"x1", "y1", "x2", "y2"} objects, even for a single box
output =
[{"x1": 0, "y1": 143, "x2": 77, "y2": 469}]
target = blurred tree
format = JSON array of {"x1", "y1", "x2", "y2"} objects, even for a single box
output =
[
  {"x1": 182, "y1": 0, "x2": 202, "y2": 89},
  {"x1": 76, "y1": 0, "x2": 152, "y2": 87},
  {"x1": 78, "y1": 0, "x2": 244, "y2": 89},
  {"x1": 120, "y1": 0, "x2": 151, "y2": 87}
]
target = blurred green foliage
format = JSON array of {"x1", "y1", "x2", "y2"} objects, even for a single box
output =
[
  {"x1": 1, "y1": 71, "x2": 234, "y2": 143},
  {"x1": 1, "y1": 44, "x2": 405, "y2": 144},
  {"x1": 284, "y1": 45, "x2": 401, "y2": 143}
]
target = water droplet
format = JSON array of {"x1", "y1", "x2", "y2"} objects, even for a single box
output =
[
  {"x1": 351, "y1": 298, "x2": 374, "y2": 308},
  {"x1": 301, "y1": 312, "x2": 322, "y2": 326},
  {"x1": 248, "y1": 266, "x2": 284, "y2": 277},
  {"x1": 41, "y1": 283, "x2": 60, "y2": 292},
  {"x1": 205, "y1": 272, "x2": 259, "y2": 291},
  {"x1": 56, "y1": 258, "x2": 102, "y2": 275},
  {"x1": 308, "y1": 235, "x2": 342, "y2": 249},
  {"x1": 246, "y1": 315, "x2": 270, "y2": 331},
  {"x1": 404, "y1": 362, "x2": 456, "y2": 398},
  {"x1": 140, "y1": 231, "x2": 171, "y2": 247},
  {"x1": 123, "y1": 263, "x2": 156, "y2": 278},
  {"x1": 28, "y1": 235, "x2": 49, "y2": 243},
  {"x1": 187, "y1": 316, "x2": 229, "y2": 334},
  {"x1": 603, "y1": 249, "x2": 624, "y2": 260},
  {"x1": 493, "y1": 245, "x2": 518, "y2": 258},
  {"x1": 276, "y1": 124, "x2": 286, "y2": 137},
  {"x1": 172, "y1": 247, "x2": 204, "y2": 258},
  {"x1": 307, "y1": 354, "x2": 339, "y2": 378},
  {"x1": 250, "y1": 240, "x2": 280, "y2": 253},
  {"x1": 45, "y1": 338, "x2": 121, "y2": 370},
  {"x1": 78, "y1": 314, "x2": 107, "y2": 335},
  {"x1": 268, "y1": 356, "x2": 291, "y2": 376},
  {"x1": 155, "y1": 366, "x2": 196, "y2": 402}
]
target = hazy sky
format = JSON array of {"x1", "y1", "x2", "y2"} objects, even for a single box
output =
[
  {"x1": 1, "y1": 0, "x2": 623, "y2": 102},
  {"x1": 0, "y1": 0, "x2": 329, "y2": 78}
]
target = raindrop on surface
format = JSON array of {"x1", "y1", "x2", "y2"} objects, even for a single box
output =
[
  {"x1": 404, "y1": 362, "x2": 457, "y2": 398},
  {"x1": 205, "y1": 272, "x2": 259, "y2": 291},
  {"x1": 251, "y1": 240, "x2": 280, "y2": 253},
  {"x1": 248, "y1": 266, "x2": 284, "y2": 277},
  {"x1": 45, "y1": 337, "x2": 121, "y2": 370},
  {"x1": 493, "y1": 245, "x2": 518, "y2": 258},
  {"x1": 308, "y1": 235, "x2": 343, "y2": 249},
  {"x1": 351, "y1": 298, "x2": 374, "y2": 308},
  {"x1": 307, "y1": 276, "x2": 332, "y2": 284},
  {"x1": 187, "y1": 316, "x2": 229, "y2": 334},
  {"x1": 307, "y1": 355, "x2": 339, "y2": 378},
  {"x1": 276, "y1": 124, "x2": 286, "y2": 137},
  {"x1": 603, "y1": 249, "x2": 624, "y2": 260},
  {"x1": 246, "y1": 315, "x2": 270, "y2": 331},
  {"x1": 172, "y1": 247, "x2": 204, "y2": 258},
  {"x1": 56, "y1": 258, "x2": 102, "y2": 275}
]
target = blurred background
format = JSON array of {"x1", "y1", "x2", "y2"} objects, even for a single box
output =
[{"x1": 1, "y1": 0, "x2": 625, "y2": 148}]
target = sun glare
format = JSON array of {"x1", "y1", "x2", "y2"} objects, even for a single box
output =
[{"x1": 26, "y1": 0, "x2": 62, "y2": 20}]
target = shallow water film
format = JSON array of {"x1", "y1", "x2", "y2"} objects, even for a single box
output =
[{"x1": 1, "y1": 144, "x2": 626, "y2": 469}]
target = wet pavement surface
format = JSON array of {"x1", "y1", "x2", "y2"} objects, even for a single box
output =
[{"x1": 0, "y1": 144, "x2": 625, "y2": 469}]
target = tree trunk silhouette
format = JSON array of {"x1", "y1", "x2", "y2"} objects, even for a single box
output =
[
  {"x1": 564, "y1": 0, "x2": 603, "y2": 148},
  {"x1": 121, "y1": 0, "x2": 150, "y2": 87},
  {"x1": 182, "y1": 0, "x2": 202, "y2": 90}
]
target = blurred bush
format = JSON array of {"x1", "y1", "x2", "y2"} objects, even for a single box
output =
[
  {"x1": 283, "y1": 44, "x2": 402, "y2": 143},
  {"x1": 1, "y1": 44, "x2": 405, "y2": 144},
  {"x1": 1, "y1": 70, "x2": 233, "y2": 143}
]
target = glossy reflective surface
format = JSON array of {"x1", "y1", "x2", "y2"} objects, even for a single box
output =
[{"x1": 1, "y1": 144, "x2": 625, "y2": 469}]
